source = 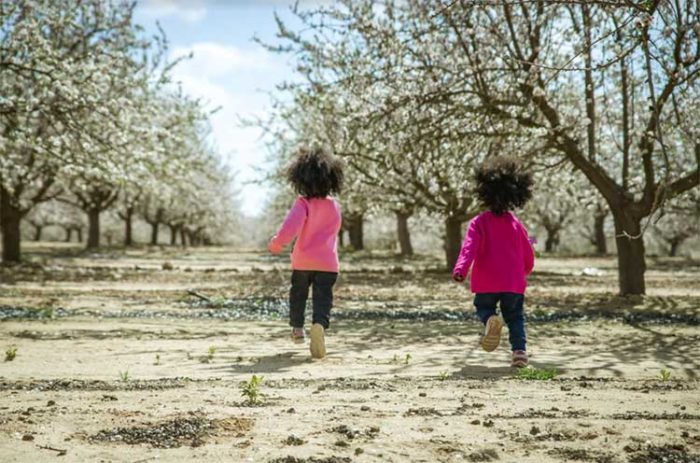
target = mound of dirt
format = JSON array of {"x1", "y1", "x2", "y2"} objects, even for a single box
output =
[
  {"x1": 625, "y1": 444, "x2": 700, "y2": 463},
  {"x1": 88, "y1": 413, "x2": 252, "y2": 448}
]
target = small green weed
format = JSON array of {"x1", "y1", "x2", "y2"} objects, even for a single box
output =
[
  {"x1": 438, "y1": 371, "x2": 450, "y2": 381},
  {"x1": 118, "y1": 370, "x2": 130, "y2": 382},
  {"x1": 516, "y1": 367, "x2": 558, "y2": 380},
  {"x1": 404, "y1": 353, "x2": 412, "y2": 364},
  {"x1": 241, "y1": 375, "x2": 265, "y2": 405},
  {"x1": 154, "y1": 354, "x2": 161, "y2": 366},
  {"x1": 659, "y1": 369, "x2": 672, "y2": 381},
  {"x1": 209, "y1": 296, "x2": 228, "y2": 309},
  {"x1": 5, "y1": 346, "x2": 17, "y2": 362}
]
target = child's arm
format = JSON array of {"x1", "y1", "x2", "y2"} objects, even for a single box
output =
[
  {"x1": 268, "y1": 198, "x2": 308, "y2": 254},
  {"x1": 452, "y1": 217, "x2": 480, "y2": 282},
  {"x1": 520, "y1": 224, "x2": 535, "y2": 275}
]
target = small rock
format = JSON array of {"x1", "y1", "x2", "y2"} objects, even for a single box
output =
[
  {"x1": 530, "y1": 425, "x2": 540, "y2": 435},
  {"x1": 418, "y1": 392, "x2": 427, "y2": 397},
  {"x1": 560, "y1": 385, "x2": 572, "y2": 392},
  {"x1": 355, "y1": 447, "x2": 364, "y2": 455},
  {"x1": 47, "y1": 400, "x2": 56, "y2": 406},
  {"x1": 470, "y1": 419, "x2": 481, "y2": 425},
  {"x1": 360, "y1": 405, "x2": 370, "y2": 411},
  {"x1": 22, "y1": 434, "x2": 34, "y2": 441},
  {"x1": 335, "y1": 440, "x2": 349, "y2": 447},
  {"x1": 483, "y1": 419, "x2": 494, "y2": 427},
  {"x1": 283, "y1": 435, "x2": 304, "y2": 446},
  {"x1": 286, "y1": 407, "x2": 295, "y2": 414},
  {"x1": 162, "y1": 262, "x2": 174, "y2": 270}
]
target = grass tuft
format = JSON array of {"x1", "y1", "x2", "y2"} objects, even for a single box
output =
[
  {"x1": 5, "y1": 346, "x2": 17, "y2": 362},
  {"x1": 516, "y1": 367, "x2": 558, "y2": 380}
]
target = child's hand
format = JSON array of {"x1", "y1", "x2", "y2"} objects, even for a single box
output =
[
  {"x1": 268, "y1": 240, "x2": 282, "y2": 254},
  {"x1": 452, "y1": 272, "x2": 465, "y2": 283}
]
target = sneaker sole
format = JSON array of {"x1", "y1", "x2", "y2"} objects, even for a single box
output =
[
  {"x1": 481, "y1": 316, "x2": 503, "y2": 352},
  {"x1": 309, "y1": 324, "x2": 326, "y2": 359}
]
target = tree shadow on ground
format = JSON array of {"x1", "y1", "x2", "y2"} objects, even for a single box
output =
[
  {"x1": 329, "y1": 319, "x2": 698, "y2": 380},
  {"x1": 208, "y1": 351, "x2": 312, "y2": 375}
]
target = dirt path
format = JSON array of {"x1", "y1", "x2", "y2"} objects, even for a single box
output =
[
  {"x1": 1, "y1": 245, "x2": 699, "y2": 462},
  {"x1": 1, "y1": 317, "x2": 698, "y2": 462}
]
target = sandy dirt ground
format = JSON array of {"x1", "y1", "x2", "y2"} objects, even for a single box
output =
[{"x1": 0, "y1": 243, "x2": 699, "y2": 462}]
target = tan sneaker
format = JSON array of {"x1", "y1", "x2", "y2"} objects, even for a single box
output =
[
  {"x1": 480, "y1": 315, "x2": 503, "y2": 352},
  {"x1": 309, "y1": 323, "x2": 326, "y2": 359}
]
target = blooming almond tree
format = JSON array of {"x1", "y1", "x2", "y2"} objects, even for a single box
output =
[
  {"x1": 265, "y1": 1, "x2": 520, "y2": 267},
  {"x1": 419, "y1": 0, "x2": 700, "y2": 294},
  {"x1": 1, "y1": 0, "x2": 159, "y2": 260}
]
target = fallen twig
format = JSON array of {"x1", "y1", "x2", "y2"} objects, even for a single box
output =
[
  {"x1": 187, "y1": 289, "x2": 211, "y2": 303},
  {"x1": 37, "y1": 444, "x2": 67, "y2": 456}
]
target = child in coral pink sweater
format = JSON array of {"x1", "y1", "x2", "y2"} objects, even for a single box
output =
[
  {"x1": 268, "y1": 147, "x2": 344, "y2": 359},
  {"x1": 453, "y1": 157, "x2": 535, "y2": 368}
]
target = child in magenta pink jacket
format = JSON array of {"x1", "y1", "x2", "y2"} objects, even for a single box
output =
[
  {"x1": 453, "y1": 157, "x2": 535, "y2": 368},
  {"x1": 268, "y1": 147, "x2": 343, "y2": 359}
]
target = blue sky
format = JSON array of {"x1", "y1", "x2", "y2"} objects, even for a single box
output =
[{"x1": 134, "y1": 0, "x2": 309, "y2": 216}]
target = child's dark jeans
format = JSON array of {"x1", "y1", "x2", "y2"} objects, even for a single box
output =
[
  {"x1": 473, "y1": 292, "x2": 526, "y2": 351},
  {"x1": 289, "y1": 270, "x2": 337, "y2": 329}
]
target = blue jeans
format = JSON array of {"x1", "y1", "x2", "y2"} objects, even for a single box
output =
[
  {"x1": 473, "y1": 293, "x2": 526, "y2": 351},
  {"x1": 289, "y1": 270, "x2": 337, "y2": 329}
]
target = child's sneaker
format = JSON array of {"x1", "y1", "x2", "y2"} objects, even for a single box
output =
[
  {"x1": 511, "y1": 350, "x2": 528, "y2": 368},
  {"x1": 309, "y1": 323, "x2": 326, "y2": 359},
  {"x1": 480, "y1": 315, "x2": 503, "y2": 352},
  {"x1": 291, "y1": 327, "x2": 305, "y2": 344}
]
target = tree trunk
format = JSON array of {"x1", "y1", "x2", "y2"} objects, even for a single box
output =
[
  {"x1": 444, "y1": 216, "x2": 463, "y2": 270},
  {"x1": 77, "y1": 227, "x2": 83, "y2": 243},
  {"x1": 169, "y1": 225, "x2": 178, "y2": 245},
  {"x1": 338, "y1": 229, "x2": 344, "y2": 248},
  {"x1": 544, "y1": 227, "x2": 560, "y2": 253},
  {"x1": 65, "y1": 228, "x2": 73, "y2": 243},
  {"x1": 124, "y1": 207, "x2": 134, "y2": 247},
  {"x1": 347, "y1": 214, "x2": 364, "y2": 250},
  {"x1": 612, "y1": 211, "x2": 646, "y2": 295},
  {"x1": 0, "y1": 187, "x2": 22, "y2": 263},
  {"x1": 87, "y1": 208, "x2": 100, "y2": 249},
  {"x1": 33, "y1": 225, "x2": 43, "y2": 242},
  {"x1": 395, "y1": 211, "x2": 413, "y2": 256},
  {"x1": 669, "y1": 239, "x2": 681, "y2": 257},
  {"x1": 150, "y1": 223, "x2": 159, "y2": 245},
  {"x1": 592, "y1": 209, "x2": 607, "y2": 255},
  {"x1": 180, "y1": 228, "x2": 187, "y2": 247}
]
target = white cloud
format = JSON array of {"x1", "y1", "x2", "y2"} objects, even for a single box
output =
[
  {"x1": 140, "y1": 0, "x2": 207, "y2": 23},
  {"x1": 169, "y1": 45, "x2": 276, "y2": 216},
  {"x1": 171, "y1": 42, "x2": 275, "y2": 76}
]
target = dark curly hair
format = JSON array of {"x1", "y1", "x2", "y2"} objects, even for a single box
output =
[
  {"x1": 475, "y1": 156, "x2": 533, "y2": 215},
  {"x1": 286, "y1": 146, "x2": 344, "y2": 198}
]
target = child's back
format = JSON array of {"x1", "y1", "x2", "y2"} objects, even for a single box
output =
[
  {"x1": 463, "y1": 211, "x2": 534, "y2": 294},
  {"x1": 271, "y1": 196, "x2": 341, "y2": 272}
]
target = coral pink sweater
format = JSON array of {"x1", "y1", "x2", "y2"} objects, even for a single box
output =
[
  {"x1": 453, "y1": 211, "x2": 535, "y2": 294},
  {"x1": 268, "y1": 197, "x2": 342, "y2": 272}
]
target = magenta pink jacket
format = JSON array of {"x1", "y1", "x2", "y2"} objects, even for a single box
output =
[
  {"x1": 268, "y1": 196, "x2": 342, "y2": 272},
  {"x1": 453, "y1": 211, "x2": 535, "y2": 294}
]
